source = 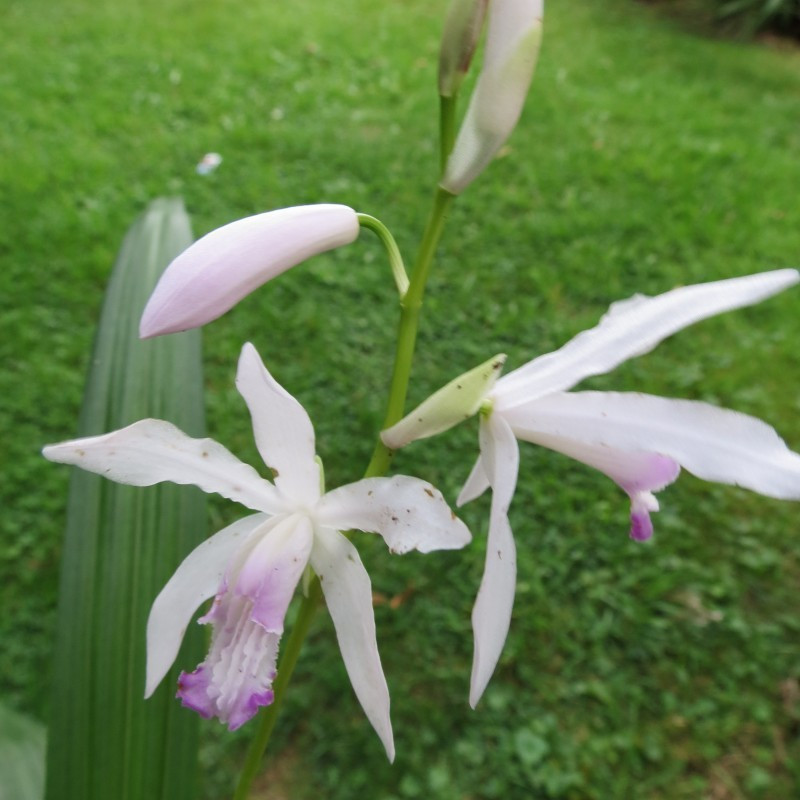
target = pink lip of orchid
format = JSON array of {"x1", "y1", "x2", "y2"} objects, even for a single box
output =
[
  {"x1": 441, "y1": 0, "x2": 544, "y2": 195},
  {"x1": 382, "y1": 268, "x2": 800, "y2": 708},
  {"x1": 43, "y1": 342, "x2": 471, "y2": 760},
  {"x1": 139, "y1": 204, "x2": 360, "y2": 338}
]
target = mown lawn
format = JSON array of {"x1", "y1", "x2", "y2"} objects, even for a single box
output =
[{"x1": 3, "y1": 0, "x2": 800, "y2": 797}]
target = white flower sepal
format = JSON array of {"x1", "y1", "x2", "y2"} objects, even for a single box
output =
[
  {"x1": 383, "y1": 268, "x2": 800, "y2": 708},
  {"x1": 43, "y1": 343, "x2": 471, "y2": 760}
]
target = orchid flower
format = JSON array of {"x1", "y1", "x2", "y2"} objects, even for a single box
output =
[
  {"x1": 382, "y1": 269, "x2": 800, "y2": 707},
  {"x1": 140, "y1": 204, "x2": 360, "y2": 338},
  {"x1": 43, "y1": 343, "x2": 471, "y2": 759},
  {"x1": 441, "y1": 0, "x2": 544, "y2": 195}
]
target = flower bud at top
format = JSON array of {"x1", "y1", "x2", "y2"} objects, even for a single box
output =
[
  {"x1": 441, "y1": 0, "x2": 543, "y2": 195},
  {"x1": 139, "y1": 204, "x2": 360, "y2": 338},
  {"x1": 438, "y1": 0, "x2": 489, "y2": 98}
]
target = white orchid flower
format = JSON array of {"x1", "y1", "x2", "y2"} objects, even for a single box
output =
[
  {"x1": 441, "y1": 0, "x2": 544, "y2": 195},
  {"x1": 43, "y1": 343, "x2": 471, "y2": 759},
  {"x1": 382, "y1": 269, "x2": 800, "y2": 707},
  {"x1": 140, "y1": 204, "x2": 360, "y2": 338}
]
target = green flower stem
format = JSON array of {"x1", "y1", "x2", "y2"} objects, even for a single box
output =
[
  {"x1": 364, "y1": 186, "x2": 455, "y2": 478},
  {"x1": 439, "y1": 94, "x2": 457, "y2": 175},
  {"x1": 233, "y1": 578, "x2": 324, "y2": 800},
  {"x1": 234, "y1": 186, "x2": 455, "y2": 799},
  {"x1": 357, "y1": 213, "x2": 410, "y2": 296}
]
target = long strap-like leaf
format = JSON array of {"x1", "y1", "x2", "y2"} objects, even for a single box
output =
[{"x1": 46, "y1": 198, "x2": 205, "y2": 800}]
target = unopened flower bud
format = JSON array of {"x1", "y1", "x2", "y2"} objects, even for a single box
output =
[
  {"x1": 441, "y1": 0, "x2": 544, "y2": 195},
  {"x1": 140, "y1": 204, "x2": 360, "y2": 338}
]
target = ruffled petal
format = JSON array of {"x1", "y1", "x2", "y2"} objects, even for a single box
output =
[
  {"x1": 315, "y1": 476, "x2": 471, "y2": 554},
  {"x1": 497, "y1": 270, "x2": 800, "y2": 406},
  {"x1": 145, "y1": 513, "x2": 270, "y2": 697},
  {"x1": 140, "y1": 204, "x2": 360, "y2": 337},
  {"x1": 470, "y1": 413, "x2": 520, "y2": 708},
  {"x1": 42, "y1": 419, "x2": 283, "y2": 514},
  {"x1": 177, "y1": 593, "x2": 280, "y2": 731},
  {"x1": 381, "y1": 354, "x2": 506, "y2": 450},
  {"x1": 176, "y1": 514, "x2": 313, "y2": 731},
  {"x1": 236, "y1": 343, "x2": 321, "y2": 507},
  {"x1": 503, "y1": 391, "x2": 800, "y2": 499},
  {"x1": 310, "y1": 527, "x2": 395, "y2": 761}
]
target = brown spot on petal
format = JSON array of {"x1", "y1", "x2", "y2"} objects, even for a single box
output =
[{"x1": 424, "y1": 488, "x2": 434, "y2": 498}]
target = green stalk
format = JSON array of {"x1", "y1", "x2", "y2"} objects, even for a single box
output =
[
  {"x1": 357, "y1": 213, "x2": 410, "y2": 296},
  {"x1": 234, "y1": 184, "x2": 455, "y2": 800},
  {"x1": 365, "y1": 186, "x2": 455, "y2": 478},
  {"x1": 439, "y1": 94, "x2": 457, "y2": 175}
]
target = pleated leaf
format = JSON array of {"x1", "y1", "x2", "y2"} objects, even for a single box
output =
[
  {"x1": 45, "y1": 198, "x2": 205, "y2": 800},
  {"x1": 0, "y1": 703, "x2": 46, "y2": 800}
]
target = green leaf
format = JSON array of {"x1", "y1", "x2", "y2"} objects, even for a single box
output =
[
  {"x1": 45, "y1": 198, "x2": 206, "y2": 800},
  {"x1": 0, "y1": 704, "x2": 46, "y2": 800}
]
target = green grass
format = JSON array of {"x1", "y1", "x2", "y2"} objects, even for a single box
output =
[{"x1": 3, "y1": 0, "x2": 800, "y2": 797}]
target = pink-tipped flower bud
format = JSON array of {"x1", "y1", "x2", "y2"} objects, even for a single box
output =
[
  {"x1": 438, "y1": 0, "x2": 489, "y2": 98},
  {"x1": 441, "y1": 0, "x2": 544, "y2": 195},
  {"x1": 140, "y1": 204, "x2": 360, "y2": 338}
]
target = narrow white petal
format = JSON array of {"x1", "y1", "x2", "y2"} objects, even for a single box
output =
[
  {"x1": 145, "y1": 513, "x2": 269, "y2": 697},
  {"x1": 236, "y1": 343, "x2": 321, "y2": 506},
  {"x1": 458, "y1": 454, "x2": 491, "y2": 506},
  {"x1": 497, "y1": 269, "x2": 800, "y2": 406},
  {"x1": 470, "y1": 414, "x2": 519, "y2": 708},
  {"x1": 310, "y1": 527, "x2": 394, "y2": 761},
  {"x1": 42, "y1": 419, "x2": 283, "y2": 513},
  {"x1": 315, "y1": 476, "x2": 471, "y2": 554},
  {"x1": 381, "y1": 354, "x2": 506, "y2": 450},
  {"x1": 139, "y1": 204, "x2": 360, "y2": 337},
  {"x1": 504, "y1": 391, "x2": 800, "y2": 499}
]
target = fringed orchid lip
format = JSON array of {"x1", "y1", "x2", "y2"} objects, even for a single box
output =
[{"x1": 43, "y1": 342, "x2": 471, "y2": 760}]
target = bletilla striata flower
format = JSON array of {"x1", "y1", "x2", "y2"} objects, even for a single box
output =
[
  {"x1": 382, "y1": 269, "x2": 800, "y2": 707},
  {"x1": 43, "y1": 343, "x2": 471, "y2": 759},
  {"x1": 441, "y1": 0, "x2": 544, "y2": 195},
  {"x1": 140, "y1": 204, "x2": 360, "y2": 338}
]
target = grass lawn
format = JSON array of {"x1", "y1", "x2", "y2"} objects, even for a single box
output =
[{"x1": 3, "y1": 0, "x2": 800, "y2": 797}]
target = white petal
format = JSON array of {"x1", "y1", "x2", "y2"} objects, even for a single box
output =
[
  {"x1": 315, "y1": 476, "x2": 471, "y2": 554},
  {"x1": 497, "y1": 269, "x2": 800, "y2": 406},
  {"x1": 457, "y1": 453, "x2": 491, "y2": 506},
  {"x1": 140, "y1": 204, "x2": 360, "y2": 337},
  {"x1": 441, "y1": 0, "x2": 544, "y2": 194},
  {"x1": 381, "y1": 354, "x2": 506, "y2": 450},
  {"x1": 42, "y1": 419, "x2": 283, "y2": 513},
  {"x1": 470, "y1": 414, "x2": 519, "y2": 708},
  {"x1": 310, "y1": 527, "x2": 394, "y2": 761},
  {"x1": 503, "y1": 391, "x2": 800, "y2": 499},
  {"x1": 145, "y1": 513, "x2": 269, "y2": 697},
  {"x1": 233, "y1": 513, "x2": 314, "y2": 632},
  {"x1": 236, "y1": 343, "x2": 321, "y2": 506}
]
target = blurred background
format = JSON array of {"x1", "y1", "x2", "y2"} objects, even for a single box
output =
[{"x1": 2, "y1": 0, "x2": 800, "y2": 797}]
